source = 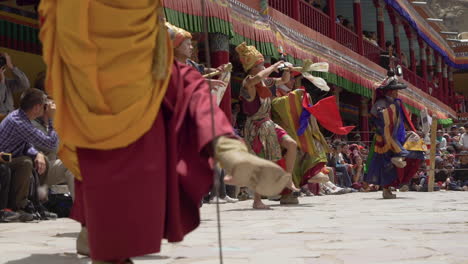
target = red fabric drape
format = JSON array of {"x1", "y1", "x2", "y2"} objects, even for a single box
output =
[{"x1": 303, "y1": 95, "x2": 355, "y2": 135}]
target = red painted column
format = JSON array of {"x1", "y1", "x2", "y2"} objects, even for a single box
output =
[
  {"x1": 292, "y1": 0, "x2": 300, "y2": 21},
  {"x1": 404, "y1": 25, "x2": 416, "y2": 73},
  {"x1": 448, "y1": 67, "x2": 454, "y2": 107},
  {"x1": 438, "y1": 58, "x2": 443, "y2": 102},
  {"x1": 434, "y1": 54, "x2": 442, "y2": 100},
  {"x1": 328, "y1": 0, "x2": 336, "y2": 39},
  {"x1": 442, "y1": 63, "x2": 449, "y2": 104},
  {"x1": 374, "y1": 0, "x2": 385, "y2": 49},
  {"x1": 418, "y1": 37, "x2": 428, "y2": 93},
  {"x1": 394, "y1": 26, "x2": 401, "y2": 58},
  {"x1": 210, "y1": 33, "x2": 231, "y2": 120},
  {"x1": 353, "y1": 0, "x2": 364, "y2": 55},
  {"x1": 426, "y1": 46, "x2": 433, "y2": 81},
  {"x1": 388, "y1": 8, "x2": 401, "y2": 57},
  {"x1": 360, "y1": 97, "x2": 370, "y2": 146}
]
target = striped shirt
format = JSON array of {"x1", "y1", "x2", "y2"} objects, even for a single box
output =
[{"x1": 0, "y1": 109, "x2": 58, "y2": 158}]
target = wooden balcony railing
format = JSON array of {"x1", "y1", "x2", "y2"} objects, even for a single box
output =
[
  {"x1": 415, "y1": 75, "x2": 427, "y2": 93},
  {"x1": 336, "y1": 24, "x2": 359, "y2": 53},
  {"x1": 268, "y1": 0, "x2": 444, "y2": 103},
  {"x1": 363, "y1": 40, "x2": 382, "y2": 65},
  {"x1": 268, "y1": 0, "x2": 294, "y2": 18},
  {"x1": 402, "y1": 65, "x2": 430, "y2": 93},
  {"x1": 401, "y1": 65, "x2": 416, "y2": 86},
  {"x1": 298, "y1": 0, "x2": 330, "y2": 37}
]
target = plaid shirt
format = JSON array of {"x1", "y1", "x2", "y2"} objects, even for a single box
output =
[{"x1": 0, "y1": 109, "x2": 58, "y2": 158}]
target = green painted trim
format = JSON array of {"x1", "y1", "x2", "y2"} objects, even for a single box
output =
[
  {"x1": 231, "y1": 32, "x2": 279, "y2": 58},
  {"x1": 164, "y1": 8, "x2": 234, "y2": 38},
  {"x1": 312, "y1": 71, "x2": 373, "y2": 99},
  {"x1": 438, "y1": 118, "x2": 453, "y2": 125},
  {"x1": 0, "y1": 19, "x2": 39, "y2": 45},
  {"x1": 404, "y1": 104, "x2": 420, "y2": 116},
  {"x1": 165, "y1": 7, "x2": 280, "y2": 59}
]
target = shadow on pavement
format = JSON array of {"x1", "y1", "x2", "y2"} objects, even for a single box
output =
[
  {"x1": 5, "y1": 253, "x2": 87, "y2": 264},
  {"x1": 135, "y1": 255, "x2": 171, "y2": 260},
  {"x1": 223, "y1": 203, "x2": 315, "y2": 212},
  {"x1": 269, "y1": 203, "x2": 315, "y2": 208},
  {"x1": 5, "y1": 254, "x2": 171, "y2": 264},
  {"x1": 223, "y1": 208, "x2": 266, "y2": 212},
  {"x1": 54, "y1": 232, "x2": 79, "y2": 238},
  {"x1": 361, "y1": 196, "x2": 416, "y2": 200}
]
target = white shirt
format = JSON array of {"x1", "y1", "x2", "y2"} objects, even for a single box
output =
[
  {"x1": 460, "y1": 133, "x2": 468, "y2": 150},
  {"x1": 438, "y1": 137, "x2": 447, "y2": 151}
]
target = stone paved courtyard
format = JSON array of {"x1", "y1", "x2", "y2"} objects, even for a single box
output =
[{"x1": 1, "y1": 191, "x2": 468, "y2": 264}]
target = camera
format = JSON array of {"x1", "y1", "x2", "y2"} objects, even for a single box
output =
[
  {"x1": 43, "y1": 99, "x2": 51, "y2": 111},
  {"x1": 0, "y1": 56, "x2": 6, "y2": 68},
  {"x1": 1, "y1": 153, "x2": 12, "y2": 163}
]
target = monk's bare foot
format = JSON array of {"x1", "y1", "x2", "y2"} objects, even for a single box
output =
[
  {"x1": 289, "y1": 185, "x2": 301, "y2": 193},
  {"x1": 252, "y1": 200, "x2": 271, "y2": 210},
  {"x1": 287, "y1": 180, "x2": 301, "y2": 192}
]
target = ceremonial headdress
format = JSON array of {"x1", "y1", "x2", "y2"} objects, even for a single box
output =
[
  {"x1": 165, "y1": 22, "x2": 192, "y2": 48},
  {"x1": 235, "y1": 42, "x2": 264, "y2": 72}
]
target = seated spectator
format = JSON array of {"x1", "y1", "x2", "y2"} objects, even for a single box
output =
[
  {"x1": 331, "y1": 142, "x2": 352, "y2": 187},
  {"x1": 434, "y1": 156, "x2": 450, "y2": 184},
  {"x1": 0, "y1": 88, "x2": 58, "y2": 216},
  {"x1": 349, "y1": 144, "x2": 363, "y2": 184},
  {"x1": 437, "y1": 129, "x2": 448, "y2": 152},
  {"x1": 369, "y1": 32, "x2": 378, "y2": 46},
  {"x1": 342, "y1": 19, "x2": 354, "y2": 31},
  {"x1": 336, "y1": 15, "x2": 344, "y2": 24},
  {"x1": 449, "y1": 125, "x2": 460, "y2": 142},
  {"x1": 34, "y1": 71, "x2": 46, "y2": 92},
  {"x1": 0, "y1": 53, "x2": 30, "y2": 116},
  {"x1": 400, "y1": 52, "x2": 408, "y2": 67},
  {"x1": 339, "y1": 142, "x2": 352, "y2": 164},
  {"x1": 363, "y1": 31, "x2": 371, "y2": 41},
  {"x1": 459, "y1": 123, "x2": 468, "y2": 150},
  {"x1": 446, "y1": 154, "x2": 456, "y2": 166},
  {"x1": 311, "y1": 0, "x2": 321, "y2": 9},
  {"x1": 352, "y1": 133, "x2": 362, "y2": 145},
  {"x1": 410, "y1": 165, "x2": 440, "y2": 192},
  {"x1": 380, "y1": 41, "x2": 395, "y2": 69},
  {"x1": 446, "y1": 145, "x2": 456, "y2": 155},
  {"x1": 31, "y1": 73, "x2": 74, "y2": 198},
  {"x1": 32, "y1": 116, "x2": 75, "y2": 198},
  {"x1": 338, "y1": 142, "x2": 357, "y2": 183},
  {"x1": 0, "y1": 158, "x2": 21, "y2": 222},
  {"x1": 443, "y1": 133, "x2": 452, "y2": 144},
  {"x1": 447, "y1": 151, "x2": 468, "y2": 191}
]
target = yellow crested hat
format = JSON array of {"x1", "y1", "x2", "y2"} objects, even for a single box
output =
[
  {"x1": 165, "y1": 22, "x2": 192, "y2": 48},
  {"x1": 235, "y1": 42, "x2": 264, "y2": 72}
]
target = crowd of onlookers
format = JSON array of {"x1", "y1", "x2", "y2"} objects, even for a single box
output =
[{"x1": 0, "y1": 53, "x2": 73, "y2": 223}]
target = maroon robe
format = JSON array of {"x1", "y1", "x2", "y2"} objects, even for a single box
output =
[{"x1": 71, "y1": 61, "x2": 234, "y2": 261}]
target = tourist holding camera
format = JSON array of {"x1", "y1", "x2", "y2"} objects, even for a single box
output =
[
  {"x1": 0, "y1": 88, "x2": 58, "y2": 219},
  {"x1": 0, "y1": 52, "x2": 30, "y2": 116}
]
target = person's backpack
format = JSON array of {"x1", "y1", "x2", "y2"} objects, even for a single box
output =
[
  {"x1": 28, "y1": 171, "x2": 61, "y2": 219},
  {"x1": 43, "y1": 191, "x2": 73, "y2": 218}
]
